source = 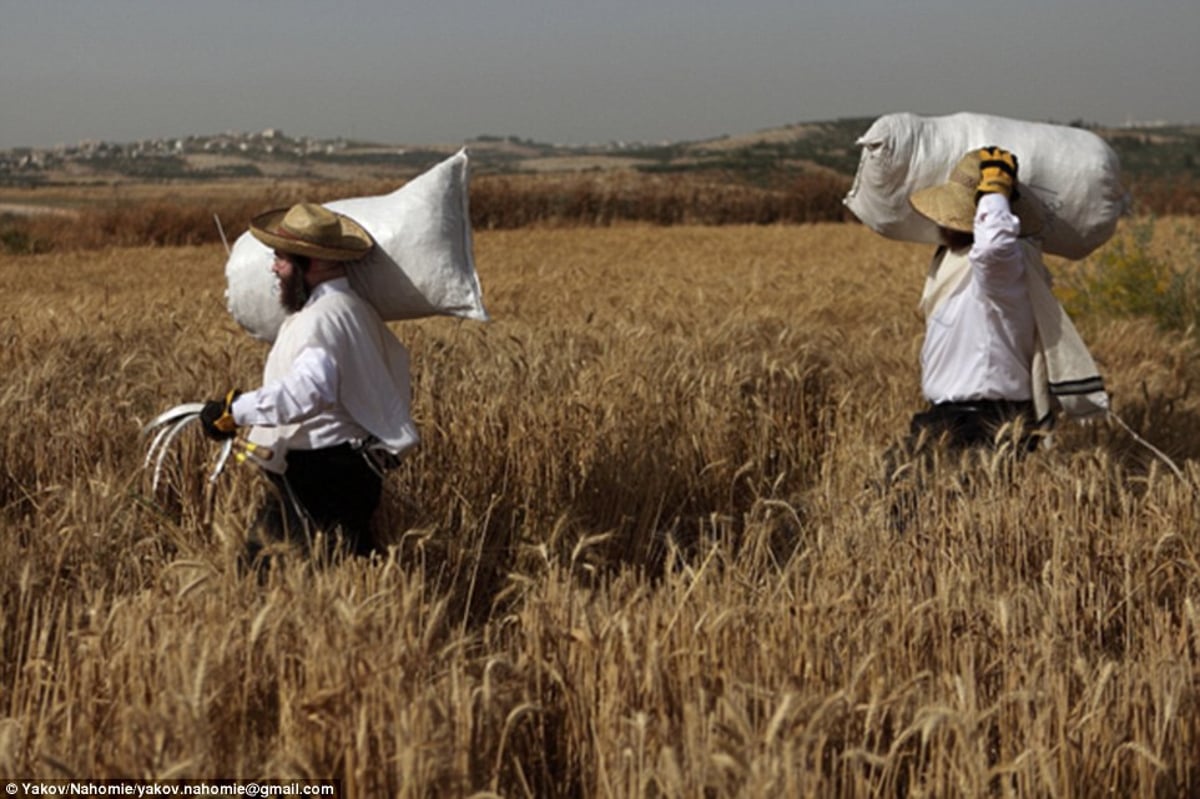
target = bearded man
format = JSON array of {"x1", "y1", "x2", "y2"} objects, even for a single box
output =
[{"x1": 199, "y1": 203, "x2": 419, "y2": 559}]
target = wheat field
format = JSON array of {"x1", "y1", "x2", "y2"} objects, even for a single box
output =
[{"x1": 1, "y1": 219, "x2": 1198, "y2": 797}]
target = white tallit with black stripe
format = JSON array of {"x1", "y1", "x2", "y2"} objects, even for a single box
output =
[{"x1": 921, "y1": 242, "x2": 1109, "y2": 423}]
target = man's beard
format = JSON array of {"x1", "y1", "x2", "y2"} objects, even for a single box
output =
[{"x1": 278, "y1": 268, "x2": 308, "y2": 313}]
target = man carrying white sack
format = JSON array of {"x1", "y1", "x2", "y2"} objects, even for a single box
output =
[
  {"x1": 898, "y1": 145, "x2": 1109, "y2": 456},
  {"x1": 198, "y1": 202, "x2": 419, "y2": 560}
]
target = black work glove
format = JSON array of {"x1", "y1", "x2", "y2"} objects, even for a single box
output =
[
  {"x1": 976, "y1": 146, "x2": 1021, "y2": 203},
  {"x1": 199, "y1": 389, "x2": 241, "y2": 440}
]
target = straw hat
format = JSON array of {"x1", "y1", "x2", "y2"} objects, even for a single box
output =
[
  {"x1": 249, "y1": 203, "x2": 375, "y2": 261},
  {"x1": 908, "y1": 149, "x2": 1045, "y2": 237}
]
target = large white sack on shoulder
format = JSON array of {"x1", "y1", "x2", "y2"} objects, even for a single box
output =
[
  {"x1": 843, "y1": 112, "x2": 1130, "y2": 260},
  {"x1": 225, "y1": 148, "x2": 488, "y2": 342}
]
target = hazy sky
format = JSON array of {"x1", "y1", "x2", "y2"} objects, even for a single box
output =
[{"x1": 2, "y1": 0, "x2": 1196, "y2": 150}]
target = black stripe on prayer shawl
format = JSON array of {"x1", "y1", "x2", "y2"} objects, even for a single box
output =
[{"x1": 1050, "y1": 376, "x2": 1107, "y2": 396}]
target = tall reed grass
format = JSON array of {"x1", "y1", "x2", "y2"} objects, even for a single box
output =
[
  {"x1": 1, "y1": 170, "x2": 853, "y2": 254},
  {"x1": 0, "y1": 220, "x2": 1197, "y2": 796},
  {"x1": 3, "y1": 170, "x2": 1196, "y2": 255}
]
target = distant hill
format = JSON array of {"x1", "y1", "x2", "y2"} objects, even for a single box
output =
[
  {"x1": 665, "y1": 118, "x2": 1200, "y2": 183},
  {"x1": 2, "y1": 117, "x2": 1197, "y2": 187}
]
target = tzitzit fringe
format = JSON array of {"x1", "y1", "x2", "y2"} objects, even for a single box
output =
[{"x1": 1107, "y1": 410, "x2": 1185, "y2": 480}]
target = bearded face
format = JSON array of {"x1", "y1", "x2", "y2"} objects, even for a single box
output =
[{"x1": 272, "y1": 252, "x2": 309, "y2": 313}]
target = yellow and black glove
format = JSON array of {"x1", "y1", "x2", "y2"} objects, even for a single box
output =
[
  {"x1": 976, "y1": 146, "x2": 1020, "y2": 203},
  {"x1": 199, "y1": 389, "x2": 241, "y2": 440}
]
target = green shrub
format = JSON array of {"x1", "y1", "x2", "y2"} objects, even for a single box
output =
[{"x1": 1062, "y1": 218, "x2": 1200, "y2": 335}]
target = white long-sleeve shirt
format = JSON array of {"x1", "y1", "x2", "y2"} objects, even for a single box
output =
[
  {"x1": 231, "y1": 340, "x2": 364, "y2": 446},
  {"x1": 920, "y1": 193, "x2": 1037, "y2": 404},
  {"x1": 230, "y1": 278, "x2": 419, "y2": 470}
]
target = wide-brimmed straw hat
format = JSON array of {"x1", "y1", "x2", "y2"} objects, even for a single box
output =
[
  {"x1": 909, "y1": 149, "x2": 1045, "y2": 237},
  {"x1": 249, "y1": 203, "x2": 375, "y2": 261}
]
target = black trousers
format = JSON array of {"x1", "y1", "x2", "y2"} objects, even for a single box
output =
[
  {"x1": 908, "y1": 399, "x2": 1041, "y2": 454},
  {"x1": 256, "y1": 442, "x2": 382, "y2": 557},
  {"x1": 879, "y1": 399, "x2": 1041, "y2": 534}
]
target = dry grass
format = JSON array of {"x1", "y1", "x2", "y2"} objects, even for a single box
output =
[
  {"x1": 1, "y1": 219, "x2": 1198, "y2": 796},
  {"x1": 5, "y1": 170, "x2": 848, "y2": 253},
  {"x1": 3, "y1": 171, "x2": 1196, "y2": 255}
]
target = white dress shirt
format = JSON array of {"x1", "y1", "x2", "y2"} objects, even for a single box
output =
[
  {"x1": 920, "y1": 193, "x2": 1037, "y2": 404},
  {"x1": 229, "y1": 278, "x2": 419, "y2": 468}
]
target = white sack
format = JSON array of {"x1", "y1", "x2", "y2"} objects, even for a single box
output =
[
  {"x1": 225, "y1": 148, "x2": 488, "y2": 342},
  {"x1": 843, "y1": 112, "x2": 1130, "y2": 260}
]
